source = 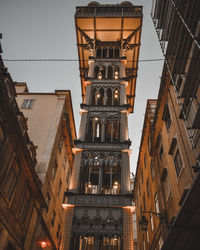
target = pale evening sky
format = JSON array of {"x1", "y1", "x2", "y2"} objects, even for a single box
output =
[{"x1": 0, "y1": 0, "x2": 163, "y2": 173}]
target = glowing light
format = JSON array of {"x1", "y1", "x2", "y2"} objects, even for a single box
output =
[
  {"x1": 114, "y1": 75, "x2": 119, "y2": 80},
  {"x1": 94, "y1": 117, "x2": 98, "y2": 121},
  {"x1": 114, "y1": 94, "x2": 118, "y2": 98},
  {"x1": 97, "y1": 93, "x2": 100, "y2": 98},
  {"x1": 97, "y1": 73, "x2": 102, "y2": 80},
  {"x1": 40, "y1": 241, "x2": 47, "y2": 248},
  {"x1": 114, "y1": 182, "x2": 118, "y2": 185},
  {"x1": 88, "y1": 183, "x2": 92, "y2": 188}
]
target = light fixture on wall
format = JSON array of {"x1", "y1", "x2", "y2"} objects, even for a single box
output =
[{"x1": 140, "y1": 210, "x2": 167, "y2": 231}]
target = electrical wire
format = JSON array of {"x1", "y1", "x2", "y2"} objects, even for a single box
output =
[{"x1": 2, "y1": 58, "x2": 165, "y2": 63}]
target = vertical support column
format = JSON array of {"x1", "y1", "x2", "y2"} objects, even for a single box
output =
[
  {"x1": 111, "y1": 121, "x2": 114, "y2": 142},
  {"x1": 70, "y1": 151, "x2": 82, "y2": 192},
  {"x1": 101, "y1": 120, "x2": 105, "y2": 142},
  {"x1": 79, "y1": 111, "x2": 88, "y2": 141},
  {"x1": 123, "y1": 208, "x2": 134, "y2": 250},
  {"x1": 92, "y1": 119, "x2": 95, "y2": 142},
  {"x1": 103, "y1": 88, "x2": 107, "y2": 105},
  {"x1": 98, "y1": 164, "x2": 103, "y2": 194},
  {"x1": 60, "y1": 205, "x2": 74, "y2": 250},
  {"x1": 110, "y1": 166, "x2": 113, "y2": 194},
  {"x1": 88, "y1": 60, "x2": 95, "y2": 78},
  {"x1": 121, "y1": 152, "x2": 130, "y2": 194}
]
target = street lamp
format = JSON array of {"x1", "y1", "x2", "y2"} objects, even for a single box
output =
[{"x1": 140, "y1": 210, "x2": 167, "y2": 231}]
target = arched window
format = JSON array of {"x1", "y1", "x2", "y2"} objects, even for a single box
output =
[
  {"x1": 94, "y1": 119, "x2": 102, "y2": 142},
  {"x1": 98, "y1": 88, "x2": 104, "y2": 105},
  {"x1": 100, "y1": 65, "x2": 106, "y2": 79},
  {"x1": 113, "y1": 89, "x2": 120, "y2": 106},
  {"x1": 106, "y1": 88, "x2": 112, "y2": 105},
  {"x1": 108, "y1": 66, "x2": 113, "y2": 79},
  {"x1": 113, "y1": 120, "x2": 120, "y2": 141},
  {"x1": 105, "y1": 121, "x2": 112, "y2": 142},
  {"x1": 96, "y1": 48, "x2": 101, "y2": 58},
  {"x1": 114, "y1": 66, "x2": 119, "y2": 79},
  {"x1": 91, "y1": 88, "x2": 96, "y2": 105},
  {"x1": 94, "y1": 66, "x2": 99, "y2": 78},
  {"x1": 87, "y1": 120, "x2": 93, "y2": 142}
]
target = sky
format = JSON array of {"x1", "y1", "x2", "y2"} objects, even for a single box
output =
[{"x1": 0, "y1": 0, "x2": 163, "y2": 173}]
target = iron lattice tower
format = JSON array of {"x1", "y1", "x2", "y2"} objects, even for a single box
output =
[{"x1": 60, "y1": 2, "x2": 143, "y2": 249}]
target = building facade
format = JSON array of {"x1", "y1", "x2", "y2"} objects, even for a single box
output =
[
  {"x1": 134, "y1": 0, "x2": 200, "y2": 249},
  {"x1": 61, "y1": 2, "x2": 142, "y2": 250},
  {"x1": 0, "y1": 37, "x2": 45, "y2": 249},
  {"x1": 15, "y1": 84, "x2": 76, "y2": 249}
]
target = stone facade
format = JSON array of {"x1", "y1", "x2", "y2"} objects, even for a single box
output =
[{"x1": 15, "y1": 85, "x2": 76, "y2": 249}]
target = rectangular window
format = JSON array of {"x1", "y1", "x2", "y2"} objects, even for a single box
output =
[
  {"x1": 143, "y1": 193, "x2": 146, "y2": 210},
  {"x1": 144, "y1": 154, "x2": 147, "y2": 168},
  {"x1": 146, "y1": 179, "x2": 149, "y2": 197},
  {"x1": 159, "y1": 145, "x2": 164, "y2": 159},
  {"x1": 164, "y1": 174, "x2": 171, "y2": 201},
  {"x1": 3, "y1": 160, "x2": 20, "y2": 200},
  {"x1": 162, "y1": 104, "x2": 171, "y2": 132},
  {"x1": 21, "y1": 99, "x2": 34, "y2": 109},
  {"x1": 150, "y1": 214, "x2": 154, "y2": 231},
  {"x1": 154, "y1": 193, "x2": 159, "y2": 213},
  {"x1": 18, "y1": 188, "x2": 30, "y2": 223},
  {"x1": 52, "y1": 161, "x2": 58, "y2": 180},
  {"x1": 174, "y1": 149, "x2": 183, "y2": 177},
  {"x1": 150, "y1": 160, "x2": 154, "y2": 181},
  {"x1": 51, "y1": 210, "x2": 56, "y2": 227},
  {"x1": 45, "y1": 192, "x2": 50, "y2": 210},
  {"x1": 58, "y1": 179, "x2": 62, "y2": 196}
]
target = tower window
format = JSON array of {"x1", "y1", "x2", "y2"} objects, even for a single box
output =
[
  {"x1": 102, "y1": 48, "x2": 107, "y2": 58},
  {"x1": 109, "y1": 48, "x2": 113, "y2": 58},
  {"x1": 108, "y1": 66, "x2": 113, "y2": 79},
  {"x1": 96, "y1": 48, "x2": 101, "y2": 58}
]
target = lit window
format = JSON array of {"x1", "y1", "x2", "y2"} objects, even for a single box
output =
[
  {"x1": 154, "y1": 193, "x2": 159, "y2": 213},
  {"x1": 3, "y1": 160, "x2": 20, "y2": 200},
  {"x1": 21, "y1": 99, "x2": 34, "y2": 109},
  {"x1": 150, "y1": 214, "x2": 154, "y2": 231}
]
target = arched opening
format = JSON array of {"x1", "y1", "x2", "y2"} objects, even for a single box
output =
[
  {"x1": 108, "y1": 66, "x2": 113, "y2": 79},
  {"x1": 106, "y1": 88, "x2": 112, "y2": 105},
  {"x1": 94, "y1": 66, "x2": 99, "y2": 78},
  {"x1": 113, "y1": 120, "x2": 120, "y2": 141},
  {"x1": 86, "y1": 120, "x2": 93, "y2": 141},
  {"x1": 114, "y1": 66, "x2": 119, "y2": 79},
  {"x1": 113, "y1": 89, "x2": 120, "y2": 106},
  {"x1": 105, "y1": 121, "x2": 112, "y2": 142},
  {"x1": 98, "y1": 88, "x2": 104, "y2": 105},
  {"x1": 100, "y1": 65, "x2": 106, "y2": 79}
]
